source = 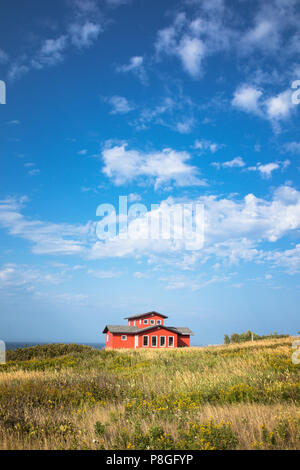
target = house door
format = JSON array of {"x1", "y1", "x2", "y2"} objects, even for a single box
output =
[{"x1": 134, "y1": 335, "x2": 138, "y2": 348}]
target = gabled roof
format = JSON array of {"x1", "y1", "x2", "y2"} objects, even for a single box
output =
[
  {"x1": 103, "y1": 324, "x2": 194, "y2": 336},
  {"x1": 124, "y1": 311, "x2": 168, "y2": 320}
]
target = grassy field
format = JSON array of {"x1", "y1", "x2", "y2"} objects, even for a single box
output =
[{"x1": 0, "y1": 337, "x2": 299, "y2": 450}]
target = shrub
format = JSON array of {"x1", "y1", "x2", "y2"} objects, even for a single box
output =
[{"x1": 177, "y1": 420, "x2": 239, "y2": 450}]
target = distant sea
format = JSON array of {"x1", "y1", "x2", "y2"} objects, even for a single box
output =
[{"x1": 5, "y1": 342, "x2": 105, "y2": 351}]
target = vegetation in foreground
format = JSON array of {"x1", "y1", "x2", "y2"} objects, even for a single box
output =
[{"x1": 0, "y1": 337, "x2": 299, "y2": 450}]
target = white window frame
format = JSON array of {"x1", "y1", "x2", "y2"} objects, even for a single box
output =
[
  {"x1": 168, "y1": 336, "x2": 174, "y2": 347},
  {"x1": 157, "y1": 319, "x2": 162, "y2": 325},
  {"x1": 151, "y1": 335, "x2": 157, "y2": 347},
  {"x1": 143, "y1": 335, "x2": 149, "y2": 347},
  {"x1": 143, "y1": 319, "x2": 148, "y2": 325},
  {"x1": 121, "y1": 335, "x2": 127, "y2": 341},
  {"x1": 150, "y1": 319, "x2": 155, "y2": 325},
  {"x1": 160, "y1": 336, "x2": 166, "y2": 347}
]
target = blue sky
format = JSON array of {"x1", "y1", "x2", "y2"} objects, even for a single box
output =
[{"x1": 0, "y1": 0, "x2": 300, "y2": 345}]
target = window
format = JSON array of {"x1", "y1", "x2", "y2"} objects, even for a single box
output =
[
  {"x1": 106, "y1": 334, "x2": 109, "y2": 342},
  {"x1": 168, "y1": 336, "x2": 174, "y2": 347},
  {"x1": 160, "y1": 336, "x2": 166, "y2": 347},
  {"x1": 157, "y1": 320, "x2": 161, "y2": 325},
  {"x1": 134, "y1": 320, "x2": 136, "y2": 326},
  {"x1": 151, "y1": 336, "x2": 157, "y2": 347},
  {"x1": 150, "y1": 319, "x2": 155, "y2": 325},
  {"x1": 143, "y1": 319, "x2": 148, "y2": 325},
  {"x1": 143, "y1": 336, "x2": 149, "y2": 347},
  {"x1": 121, "y1": 335, "x2": 127, "y2": 341}
]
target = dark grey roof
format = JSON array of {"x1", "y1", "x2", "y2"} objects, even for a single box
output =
[
  {"x1": 124, "y1": 311, "x2": 168, "y2": 320},
  {"x1": 168, "y1": 327, "x2": 194, "y2": 336},
  {"x1": 103, "y1": 324, "x2": 194, "y2": 335},
  {"x1": 102, "y1": 325, "x2": 139, "y2": 334}
]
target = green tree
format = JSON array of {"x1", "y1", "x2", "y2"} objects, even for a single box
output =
[{"x1": 224, "y1": 334, "x2": 230, "y2": 344}]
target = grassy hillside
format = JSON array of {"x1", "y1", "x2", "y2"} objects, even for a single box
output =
[{"x1": 0, "y1": 337, "x2": 299, "y2": 450}]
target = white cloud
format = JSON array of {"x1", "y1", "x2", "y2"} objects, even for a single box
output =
[
  {"x1": 6, "y1": 1, "x2": 103, "y2": 80},
  {"x1": 177, "y1": 36, "x2": 205, "y2": 78},
  {"x1": 105, "y1": 0, "x2": 130, "y2": 5},
  {"x1": 0, "y1": 48, "x2": 8, "y2": 64},
  {"x1": 232, "y1": 84, "x2": 295, "y2": 127},
  {"x1": 240, "y1": 20, "x2": 280, "y2": 55},
  {"x1": 106, "y1": 95, "x2": 134, "y2": 114},
  {"x1": 134, "y1": 271, "x2": 149, "y2": 279},
  {"x1": 175, "y1": 118, "x2": 195, "y2": 134},
  {"x1": 155, "y1": 9, "x2": 231, "y2": 79},
  {"x1": 232, "y1": 85, "x2": 263, "y2": 115},
  {"x1": 2, "y1": 185, "x2": 300, "y2": 275},
  {"x1": 194, "y1": 140, "x2": 223, "y2": 154},
  {"x1": 247, "y1": 160, "x2": 290, "y2": 178},
  {"x1": 0, "y1": 197, "x2": 95, "y2": 256},
  {"x1": 31, "y1": 36, "x2": 68, "y2": 69},
  {"x1": 116, "y1": 56, "x2": 147, "y2": 83},
  {"x1": 0, "y1": 263, "x2": 64, "y2": 291},
  {"x1": 88, "y1": 184, "x2": 300, "y2": 270},
  {"x1": 28, "y1": 168, "x2": 40, "y2": 177},
  {"x1": 87, "y1": 269, "x2": 122, "y2": 278},
  {"x1": 7, "y1": 120, "x2": 20, "y2": 125},
  {"x1": 68, "y1": 21, "x2": 102, "y2": 48},
  {"x1": 284, "y1": 141, "x2": 300, "y2": 154},
  {"x1": 213, "y1": 156, "x2": 245, "y2": 169},
  {"x1": 128, "y1": 193, "x2": 142, "y2": 202},
  {"x1": 265, "y1": 89, "x2": 293, "y2": 120},
  {"x1": 78, "y1": 149, "x2": 88, "y2": 155},
  {"x1": 265, "y1": 244, "x2": 300, "y2": 274},
  {"x1": 134, "y1": 93, "x2": 196, "y2": 134},
  {"x1": 117, "y1": 55, "x2": 143, "y2": 72},
  {"x1": 101, "y1": 143, "x2": 205, "y2": 188},
  {"x1": 7, "y1": 63, "x2": 29, "y2": 81}
]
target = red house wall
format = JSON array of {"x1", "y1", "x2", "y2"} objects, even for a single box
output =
[
  {"x1": 107, "y1": 332, "x2": 135, "y2": 349},
  {"x1": 106, "y1": 327, "x2": 191, "y2": 349},
  {"x1": 136, "y1": 327, "x2": 178, "y2": 348},
  {"x1": 178, "y1": 336, "x2": 190, "y2": 347},
  {"x1": 128, "y1": 314, "x2": 165, "y2": 328}
]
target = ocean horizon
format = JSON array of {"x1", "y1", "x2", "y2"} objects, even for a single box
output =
[{"x1": 5, "y1": 342, "x2": 106, "y2": 351}]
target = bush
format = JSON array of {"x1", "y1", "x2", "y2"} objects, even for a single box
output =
[{"x1": 177, "y1": 420, "x2": 239, "y2": 450}]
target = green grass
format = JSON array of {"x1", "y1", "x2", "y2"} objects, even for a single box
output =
[{"x1": 0, "y1": 338, "x2": 299, "y2": 450}]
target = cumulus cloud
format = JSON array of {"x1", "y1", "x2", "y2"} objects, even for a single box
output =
[
  {"x1": 265, "y1": 89, "x2": 293, "y2": 120},
  {"x1": 232, "y1": 85, "x2": 263, "y2": 115},
  {"x1": 101, "y1": 143, "x2": 205, "y2": 188},
  {"x1": 2, "y1": 185, "x2": 300, "y2": 275},
  {"x1": 247, "y1": 160, "x2": 290, "y2": 178},
  {"x1": 89, "y1": 185, "x2": 300, "y2": 268},
  {"x1": 232, "y1": 84, "x2": 294, "y2": 127}
]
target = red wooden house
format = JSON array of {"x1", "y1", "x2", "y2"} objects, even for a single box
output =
[{"x1": 103, "y1": 311, "x2": 194, "y2": 349}]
